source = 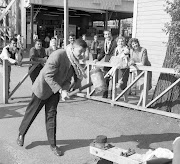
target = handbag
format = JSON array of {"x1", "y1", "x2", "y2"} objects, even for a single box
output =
[{"x1": 110, "y1": 55, "x2": 128, "y2": 69}]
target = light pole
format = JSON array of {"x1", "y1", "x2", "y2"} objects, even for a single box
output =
[{"x1": 64, "y1": 0, "x2": 69, "y2": 48}]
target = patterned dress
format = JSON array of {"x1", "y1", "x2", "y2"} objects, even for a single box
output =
[{"x1": 130, "y1": 47, "x2": 152, "y2": 90}]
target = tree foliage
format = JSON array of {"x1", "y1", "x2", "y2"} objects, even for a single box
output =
[
  {"x1": 164, "y1": 0, "x2": 180, "y2": 46},
  {"x1": 150, "y1": 0, "x2": 180, "y2": 113}
]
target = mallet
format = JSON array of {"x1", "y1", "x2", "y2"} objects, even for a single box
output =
[{"x1": 68, "y1": 66, "x2": 117, "y2": 97}]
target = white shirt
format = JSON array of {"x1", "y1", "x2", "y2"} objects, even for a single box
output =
[
  {"x1": 104, "y1": 39, "x2": 112, "y2": 54},
  {"x1": 0, "y1": 45, "x2": 22, "y2": 64}
]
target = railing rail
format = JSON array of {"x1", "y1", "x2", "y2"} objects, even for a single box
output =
[
  {"x1": 2, "y1": 59, "x2": 180, "y2": 119},
  {"x1": 77, "y1": 61, "x2": 180, "y2": 119},
  {"x1": 2, "y1": 60, "x2": 40, "y2": 103}
]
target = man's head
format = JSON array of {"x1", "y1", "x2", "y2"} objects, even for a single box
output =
[
  {"x1": 94, "y1": 35, "x2": 98, "y2": 41},
  {"x1": 82, "y1": 34, "x2": 86, "y2": 41},
  {"x1": 72, "y1": 39, "x2": 87, "y2": 60},
  {"x1": 34, "y1": 39, "x2": 42, "y2": 49},
  {"x1": 10, "y1": 38, "x2": 18, "y2": 50},
  {"x1": 69, "y1": 33, "x2": 75, "y2": 45},
  {"x1": 17, "y1": 34, "x2": 21, "y2": 41},
  {"x1": 104, "y1": 30, "x2": 112, "y2": 41},
  {"x1": 50, "y1": 37, "x2": 56, "y2": 47}
]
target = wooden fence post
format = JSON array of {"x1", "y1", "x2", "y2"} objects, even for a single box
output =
[
  {"x1": 86, "y1": 63, "x2": 90, "y2": 98},
  {"x1": 3, "y1": 60, "x2": 9, "y2": 104},
  {"x1": 142, "y1": 70, "x2": 149, "y2": 107},
  {"x1": 111, "y1": 70, "x2": 116, "y2": 106},
  {"x1": 8, "y1": 63, "x2": 39, "y2": 98}
]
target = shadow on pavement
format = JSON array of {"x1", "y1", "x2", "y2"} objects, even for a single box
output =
[
  {"x1": 0, "y1": 105, "x2": 26, "y2": 119},
  {"x1": 25, "y1": 138, "x2": 93, "y2": 153},
  {"x1": 108, "y1": 133, "x2": 180, "y2": 149},
  {"x1": 25, "y1": 133, "x2": 180, "y2": 153}
]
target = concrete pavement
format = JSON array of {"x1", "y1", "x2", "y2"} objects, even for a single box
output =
[{"x1": 0, "y1": 64, "x2": 180, "y2": 164}]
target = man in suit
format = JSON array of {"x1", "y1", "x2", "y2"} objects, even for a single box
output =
[
  {"x1": 96, "y1": 30, "x2": 117, "y2": 98},
  {"x1": 17, "y1": 39, "x2": 87, "y2": 156}
]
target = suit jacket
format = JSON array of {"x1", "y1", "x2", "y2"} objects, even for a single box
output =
[
  {"x1": 97, "y1": 39, "x2": 117, "y2": 71},
  {"x1": 32, "y1": 49, "x2": 74, "y2": 100},
  {"x1": 98, "y1": 39, "x2": 117, "y2": 62}
]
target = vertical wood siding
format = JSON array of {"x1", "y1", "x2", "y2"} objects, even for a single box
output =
[{"x1": 134, "y1": 0, "x2": 171, "y2": 87}]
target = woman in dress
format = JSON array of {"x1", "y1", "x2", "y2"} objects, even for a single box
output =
[
  {"x1": 110, "y1": 36, "x2": 130, "y2": 102},
  {"x1": 128, "y1": 38, "x2": 152, "y2": 105}
]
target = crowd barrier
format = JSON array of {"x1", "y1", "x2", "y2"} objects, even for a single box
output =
[
  {"x1": 2, "y1": 59, "x2": 180, "y2": 119},
  {"x1": 2, "y1": 60, "x2": 40, "y2": 103},
  {"x1": 78, "y1": 61, "x2": 180, "y2": 119}
]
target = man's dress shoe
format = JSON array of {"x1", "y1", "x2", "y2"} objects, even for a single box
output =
[
  {"x1": 17, "y1": 134, "x2": 24, "y2": 146},
  {"x1": 50, "y1": 146, "x2": 63, "y2": 156}
]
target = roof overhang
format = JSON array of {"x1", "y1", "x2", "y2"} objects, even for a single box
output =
[{"x1": 24, "y1": 0, "x2": 133, "y2": 13}]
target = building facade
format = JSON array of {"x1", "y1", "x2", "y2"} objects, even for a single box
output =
[
  {"x1": 24, "y1": 0, "x2": 134, "y2": 12},
  {"x1": 132, "y1": 0, "x2": 171, "y2": 86},
  {"x1": 21, "y1": 0, "x2": 134, "y2": 47}
]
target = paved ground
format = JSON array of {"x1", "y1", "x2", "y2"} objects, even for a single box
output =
[{"x1": 0, "y1": 60, "x2": 180, "y2": 164}]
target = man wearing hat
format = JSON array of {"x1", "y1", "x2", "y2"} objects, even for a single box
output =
[{"x1": 17, "y1": 39, "x2": 87, "y2": 156}]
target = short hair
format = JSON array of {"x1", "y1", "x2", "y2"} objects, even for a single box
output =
[
  {"x1": 104, "y1": 30, "x2": 111, "y2": 34},
  {"x1": 128, "y1": 38, "x2": 140, "y2": 49},
  {"x1": 10, "y1": 37, "x2": 17, "y2": 43},
  {"x1": 74, "y1": 39, "x2": 87, "y2": 49},
  {"x1": 51, "y1": 37, "x2": 56, "y2": 40},
  {"x1": 35, "y1": 39, "x2": 42, "y2": 43},
  {"x1": 116, "y1": 36, "x2": 126, "y2": 43},
  {"x1": 69, "y1": 32, "x2": 75, "y2": 37}
]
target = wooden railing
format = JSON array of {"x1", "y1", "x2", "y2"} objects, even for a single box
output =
[
  {"x1": 2, "y1": 59, "x2": 180, "y2": 119},
  {"x1": 2, "y1": 60, "x2": 40, "y2": 103},
  {"x1": 77, "y1": 61, "x2": 180, "y2": 119}
]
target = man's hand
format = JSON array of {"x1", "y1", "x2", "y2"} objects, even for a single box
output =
[
  {"x1": 15, "y1": 60, "x2": 22, "y2": 66},
  {"x1": 59, "y1": 90, "x2": 69, "y2": 101}
]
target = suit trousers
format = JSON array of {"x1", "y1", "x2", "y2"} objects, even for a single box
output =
[{"x1": 19, "y1": 92, "x2": 60, "y2": 147}]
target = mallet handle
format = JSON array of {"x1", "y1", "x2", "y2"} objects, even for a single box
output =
[{"x1": 68, "y1": 82, "x2": 93, "y2": 97}]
